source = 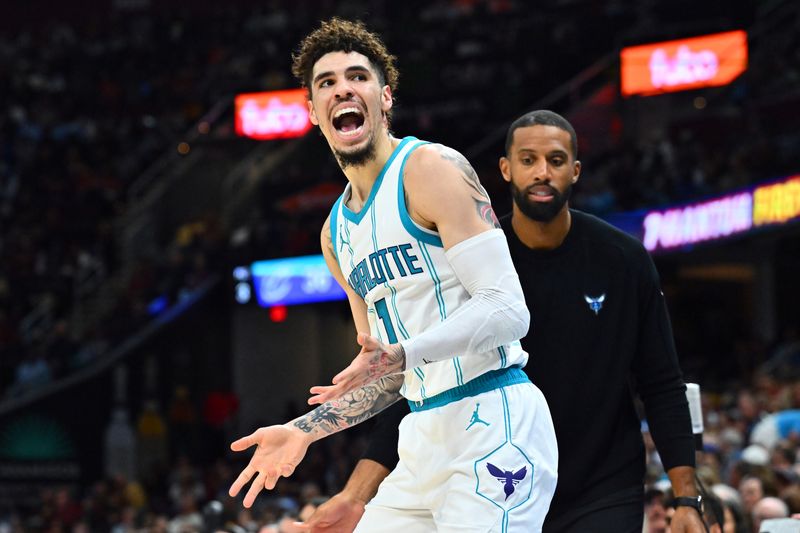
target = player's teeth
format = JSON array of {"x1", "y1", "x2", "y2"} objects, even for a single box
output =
[{"x1": 335, "y1": 107, "x2": 360, "y2": 118}]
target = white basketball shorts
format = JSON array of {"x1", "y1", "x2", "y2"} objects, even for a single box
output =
[{"x1": 355, "y1": 367, "x2": 558, "y2": 533}]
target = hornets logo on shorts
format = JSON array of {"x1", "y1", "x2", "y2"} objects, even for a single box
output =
[{"x1": 475, "y1": 441, "x2": 534, "y2": 510}]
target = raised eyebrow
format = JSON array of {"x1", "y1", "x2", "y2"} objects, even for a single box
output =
[{"x1": 312, "y1": 70, "x2": 334, "y2": 86}]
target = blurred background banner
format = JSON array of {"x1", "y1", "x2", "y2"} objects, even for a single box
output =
[{"x1": 620, "y1": 30, "x2": 748, "y2": 97}]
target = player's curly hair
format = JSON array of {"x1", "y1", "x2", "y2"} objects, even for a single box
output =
[{"x1": 292, "y1": 18, "x2": 399, "y2": 110}]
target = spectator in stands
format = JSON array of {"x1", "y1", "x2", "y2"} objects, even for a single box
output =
[{"x1": 751, "y1": 497, "x2": 790, "y2": 532}]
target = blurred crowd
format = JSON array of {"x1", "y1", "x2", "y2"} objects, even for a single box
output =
[
  {"x1": 0, "y1": 394, "x2": 371, "y2": 533},
  {"x1": 1, "y1": 216, "x2": 223, "y2": 400},
  {"x1": 642, "y1": 379, "x2": 800, "y2": 532}
]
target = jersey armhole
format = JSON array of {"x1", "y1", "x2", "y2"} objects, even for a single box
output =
[
  {"x1": 329, "y1": 195, "x2": 343, "y2": 262},
  {"x1": 397, "y1": 142, "x2": 444, "y2": 248}
]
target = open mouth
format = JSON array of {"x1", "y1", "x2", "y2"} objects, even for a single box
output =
[
  {"x1": 528, "y1": 184, "x2": 557, "y2": 201},
  {"x1": 332, "y1": 107, "x2": 365, "y2": 137}
]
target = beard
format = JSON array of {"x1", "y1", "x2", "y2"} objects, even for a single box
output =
[
  {"x1": 333, "y1": 132, "x2": 377, "y2": 169},
  {"x1": 510, "y1": 180, "x2": 571, "y2": 222}
]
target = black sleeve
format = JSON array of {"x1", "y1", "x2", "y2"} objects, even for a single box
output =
[
  {"x1": 631, "y1": 248, "x2": 696, "y2": 471},
  {"x1": 362, "y1": 400, "x2": 409, "y2": 470}
]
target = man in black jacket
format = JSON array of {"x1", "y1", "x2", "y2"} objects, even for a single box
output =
[{"x1": 300, "y1": 110, "x2": 704, "y2": 533}]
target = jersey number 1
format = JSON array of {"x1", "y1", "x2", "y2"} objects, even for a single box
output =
[{"x1": 374, "y1": 298, "x2": 398, "y2": 343}]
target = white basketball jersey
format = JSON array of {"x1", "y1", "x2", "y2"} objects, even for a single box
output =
[{"x1": 329, "y1": 137, "x2": 528, "y2": 402}]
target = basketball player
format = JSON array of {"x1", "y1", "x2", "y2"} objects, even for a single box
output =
[
  {"x1": 302, "y1": 111, "x2": 706, "y2": 533},
  {"x1": 228, "y1": 19, "x2": 558, "y2": 532}
]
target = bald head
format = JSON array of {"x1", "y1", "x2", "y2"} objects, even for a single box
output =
[{"x1": 752, "y1": 496, "x2": 789, "y2": 531}]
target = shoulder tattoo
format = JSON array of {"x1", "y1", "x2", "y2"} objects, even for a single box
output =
[{"x1": 430, "y1": 145, "x2": 500, "y2": 229}]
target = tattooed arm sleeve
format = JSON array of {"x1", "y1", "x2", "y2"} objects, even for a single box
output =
[{"x1": 291, "y1": 374, "x2": 404, "y2": 439}]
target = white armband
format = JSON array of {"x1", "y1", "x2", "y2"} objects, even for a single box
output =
[{"x1": 400, "y1": 229, "x2": 530, "y2": 370}]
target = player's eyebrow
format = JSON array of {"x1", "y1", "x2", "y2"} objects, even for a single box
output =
[
  {"x1": 312, "y1": 65, "x2": 372, "y2": 86},
  {"x1": 517, "y1": 148, "x2": 569, "y2": 158}
]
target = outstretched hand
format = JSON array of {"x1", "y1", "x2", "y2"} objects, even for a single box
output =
[
  {"x1": 308, "y1": 333, "x2": 405, "y2": 405},
  {"x1": 228, "y1": 425, "x2": 313, "y2": 508}
]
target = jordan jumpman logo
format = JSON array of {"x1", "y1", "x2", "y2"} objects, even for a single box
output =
[{"x1": 466, "y1": 403, "x2": 490, "y2": 430}]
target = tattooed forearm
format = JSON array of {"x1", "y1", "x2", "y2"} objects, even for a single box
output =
[
  {"x1": 292, "y1": 375, "x2": 403, "y2": 437},
  {"x1": 474, "y1": 198, "x2": 501, "y2": 229},
  {"x1": 431, "y1": 144, "x2": 490, "y2": 199}
]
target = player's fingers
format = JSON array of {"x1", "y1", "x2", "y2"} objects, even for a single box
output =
[
  {"x1": 356, "y1": 331, "x2": 371, "y2": 346},
  {"x1": 242, "y1": 470, "x2": 268, "y2": 508},
  {"x1": 331, "y1": 367, "x2": 352, "y2": 385},
  {"x1": 293, "y1": 513, "x2": 325, "y2": 530},
  {"x1": 308, "y1": 391, "x2": 336, "y2": 405},
  {"x1": 264, "y1": 464, "x2": 284, "y2": 490},
  {"x1": 228, "y1": 465, "x2": 256, "y2": 498},
  {"x1": 359, "y1": 332, "x2": 383, "y2": 351},
  {"x1": 230, "y1": 432, "x2": 257, "y2": 452},
  {"x1": 308, "y1": 385, "x2": 337, "y2": 404},
  {"x1": 280, "y1": 463, "x2": 296, "y2": 477},
  {"x1": 309, "y1": 385, "x2": 330, "y2": 395}
]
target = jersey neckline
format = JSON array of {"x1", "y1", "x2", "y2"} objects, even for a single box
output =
[{"x1": 341, "y1": 136, "x2": 416, "y2": 224}]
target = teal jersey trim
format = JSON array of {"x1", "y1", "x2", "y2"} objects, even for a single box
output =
[
  {"x1": 342, "y1": 221, "x2": 356, "y2": 272},
  {"x1": 397, "y1": 141, "x2": 444, "y2": 247},
  {"x1": 498, "y1": 345, "x2": 507, "y2": 369},
  {"x1": 329, "y1": 195, "x2": 343, "y2": 262},
  {"x1": 367, "y1": 203, "x2": 411, "y2": 340},
  {"x1": 500, "y1": 387, "x2": 511, "y2": 441},
  {"x1": 366, "y1": 308, "x2": 382, "y2": 343},
  {"x1": 419, "y1": 241, "x2": 446, "y2": 320},
  {"x1": 407, "y1": 366, "x2": 528, "y2": 411},
  {"x1": 341, "y1": 137, "x2": 415, "y2": 224},
  {"x1": 473, "y1": 387, "x2": 513, "y2": 532},
  {"x1": 471, "y1": 386, "x2": 535, "y2": 532},
  {"x1": 504, "y1": 387, "x2": 536, "y2": 516},
  {"x1": 414, "y1": 367, "x2": 427, "y2": 399}
]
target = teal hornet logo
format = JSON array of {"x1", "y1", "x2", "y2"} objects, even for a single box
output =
[{"x1": 466, "y1": 403, "x2": 490, "y2": 430}]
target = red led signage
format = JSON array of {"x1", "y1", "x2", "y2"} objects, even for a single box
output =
[
  {"x1": 235, "y1": 89, "x2": 312, "y2": 140},
  {"x1": 621, "y1": 30, "x2": 748, "y2": 97}
]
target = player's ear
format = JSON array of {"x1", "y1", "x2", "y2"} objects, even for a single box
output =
[
  {"x1": 499, "y1": 157, "x2": 512, "y2": 183},
  {"x1": 571, "y1": 160, "x2": 581, "y2": 184},
  {"x1": 307, "y1": 99, "x2": 319, "y2": 126},
  {"x1": 381, "y1": 85, "x2": 393, "y2": 114}
]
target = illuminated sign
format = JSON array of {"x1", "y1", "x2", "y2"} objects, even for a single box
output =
[
  {"x1": 642, "y1": 193, "x2": 752, "y2": 252},
  {"x1": 753, "y1": 175, "x2": 800, "y2": 226},
  {"x1": 234, "y1": 255, "x2": 346, "y2": 307},
  {"x1": 621, "y1": 30, "x2": 747, "y2": 97},
  {"x1": 638, "y1": 174, "x2": 800, "y2": 253},
  {"x1": 235, "y1": 89, "x2": 312, "y2": 140}
]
